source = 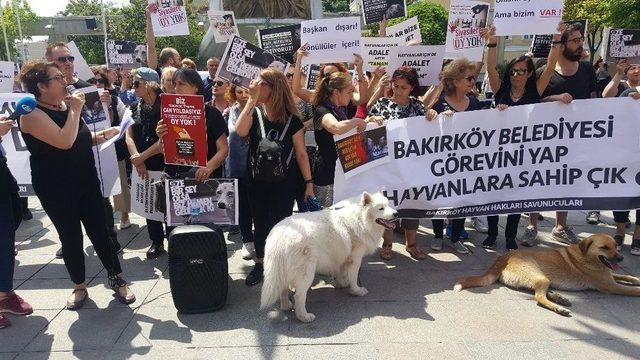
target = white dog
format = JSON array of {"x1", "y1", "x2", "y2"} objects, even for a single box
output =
[
  {"x1": 216, "y1": 181, "x2": 236, "y2": 223},
  {"x1": 260, "y1": 192, "x2": 397, "y2": 322}
]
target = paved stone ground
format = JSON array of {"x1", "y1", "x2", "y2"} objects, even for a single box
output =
[{"x1": 3, "y1": 198, "x2": 640, "y2": 360}]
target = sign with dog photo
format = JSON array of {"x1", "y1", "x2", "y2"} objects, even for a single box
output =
[
  {"x1": 160, "y1": 94, "x2": 208, "y2": 167},
  {"x1": 334, "y1": 98, "x2": 640, "y2": 219},
  {"x1": 360, "y1": 0, "x2": 407, "y2": 25},
  {"x1": 208, "y1": 10, "x2": 239, "y2": 44},
  {"x1": 444, "y1": 0, "x2": 489, "y2": 61},
  {"x1": 148, "y1": 0, "x2": 189, "y2": 37},
  {"x1": 216, "y1": 35, "x2": 289, "y2": 89},
  {"x1": 334, "y1": 124, "x2": 390, "y2": 179},
  {"x1": 165, "y1": 178, "x2": 239, "y2": 226},
  {"x1": 106, "y1": 40, "x2": 147, "y2": 69}
]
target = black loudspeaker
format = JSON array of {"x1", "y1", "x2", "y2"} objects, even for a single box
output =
[{"x1": 168, "y1": 225, "x2": 228, "y2": 313}]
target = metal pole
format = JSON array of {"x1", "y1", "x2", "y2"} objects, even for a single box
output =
[
  {"x1": 12, "y1": 0, "x2": 26, "y2": 63},
  {"x1": 0, "y1": 1, "x2": 12, "y2": 61},
  {"x1": 100, "y1": 0, "x2": 108, "y2": 66}
]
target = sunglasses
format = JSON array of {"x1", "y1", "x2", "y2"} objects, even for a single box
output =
[
  {"x1": 510, "y1": 69, "x2": 529, "y2": 77},
  {"x1": 56, "y1": 56, "x2": 75, "y2": 63},
  {"x1": 213, "y1": 80, "x2": 226, "y2": 87},
  {"x1": 88, "y1": 77, "x2": 108, "y2": 85},
  {"x1": 285, "y1": 73, "x2": 294, "y2": 78}
]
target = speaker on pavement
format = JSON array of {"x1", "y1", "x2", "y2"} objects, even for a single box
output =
[{"x1": 168, "y1": 225, "x2": 228, "y2": 313}]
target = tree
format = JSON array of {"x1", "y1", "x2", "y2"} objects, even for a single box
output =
[
  {"x1": 385, "y1": 0, "x2": 448, "y2": 45},
  {"x1": 0, "y1": 0, "x2": 40, "y2": 62},
  {"x1": 321, "y1": 0, "x2": 350, "y2": 13}
]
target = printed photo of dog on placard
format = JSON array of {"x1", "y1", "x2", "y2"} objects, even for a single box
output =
[{"x1": 166, "y1": 178, "x2": 238, "y2": 226}]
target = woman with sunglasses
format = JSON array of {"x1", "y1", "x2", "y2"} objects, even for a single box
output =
[
  {"x1": 209, "y1": 78, "x2": 230, "y2": 115},
  {"x1": 91, "y1": 66, "x2": 132, "y2": 232},
  {"x1": 427, "y1": 58, "x2": 485, "y2": 255},
  {"x1": 156, "y1": 68, "x2": 229, "y2": 182},
  {"x1": 234, "y1": 68, "x2": 314, "y2": 286},
  {"x1": 124, "y1": 67, "x2": 167, "y2": 259},
  {"x1": 481, "y1": 25, "x2": 561, "y2": 250},
  {"x1": 18, "y1": 60, "x2": 135, "y2": 309}
]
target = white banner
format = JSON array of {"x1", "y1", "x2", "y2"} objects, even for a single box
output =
[
  {"x1": 334, "y1": 98, "x2": 640, "y2": 218},
  {"x1": 387, "y1": 45, "x2": 445, "y2": 86},
  {"x1": 0, "y1": 61, "x2": 15, "y2": 93},
  {"x1": 131, "y1": 170, "x2": 165, "y2": 222},
  {"x1": 208, "y1": 10, "x2": 239, "y2": 44},
  {"x1": 0, "y1": 93, "x2": 32, "y2": 195},
  {"x1": 493, "y1": 0, "x2": 564, "y2": 36},
  {"x1": 361, "y1": 37, "x2": 401, "y2": 72},
  {"x1": 386, "y1": 17, "x2": 422, "y2": 44},
  {"x1": 445, "y1": 0, "x2": 489, "y2": 61},
  {"x1": 300, "y1": 17, "x2": 361, "y2": 65},
  {"x1": 148, "y1": 0, "x2": 189, "y2": 37},
  {"x1": 67, "y1": 41, "x2": 94, "y2": 81}
]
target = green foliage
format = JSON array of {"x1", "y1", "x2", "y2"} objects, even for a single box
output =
[
  {"x1": 387, "y1": 0, "x2": 448, "y2": 45},
  {"x1": 321, "y1": 0, "x2": 350, "y2": 13},
  {"x1": 0, "y1": 0, "x2": 40, "y2": 62}
]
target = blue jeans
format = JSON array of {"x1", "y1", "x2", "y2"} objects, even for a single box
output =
[{"x1": 0, "y1": 194, "x2": 16, "y2": 292}]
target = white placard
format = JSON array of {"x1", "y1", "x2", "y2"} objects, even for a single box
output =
[
  {"x1": 386, "y1": 17, "x2": 422, "y2": 44},
  {"x1": 334, "y1": 98, "x2": 640, "y2": 218},
  {"x1": 148, "y1": 0, "x2": 189, "y2": 37},
  {"x1": 0, "y1": 93, "x2": 33, "y2": 196},
  {"x1": 387, "y1": 45, "x2": 446, "y2": 86},
  {"x1": 300, "y1": 17, "x2": 361, "y2": 65},
  {"x1": 361, "y1": 37, "x2": 402, "y2": 72},
  {"x1": 67, "y1": 41, "x2": 94, "y2": 81},
  {"x1": 493, "y1": 0, "x2": 564, "y2": 36},
  {"x1": 130, "y1": 170, "x2": 165, "y2": 222},
  {"x1": 445, "y1": 0, "x2": 489, "y2": 61},
  {"x1": 207, "y1": 10, "x2": 239, "y2": 43},
  {"x1": 0, "y1": 61, "x2": 15, "y2": 93}
]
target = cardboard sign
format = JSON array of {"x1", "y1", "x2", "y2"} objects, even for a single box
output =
[
  {"x1": 0, "y1": 93, "x2": 33, "y2": 195},
  {"x1": 216, "y1": 35, "x2": 289, "y2": 89},
  {"x1": 148, "y1": 0, "x2": 189, "y2": 37},
  {"x1": 258, "y1": 24, "x2": 301, "y2": 64},
  {"x1": 160, "y1": 94, "x2": 208, "y2": 167},
  {"x1": 67, "y1": 41, "x2": 94, "y2": 81},
  {"x1": 387, "y1": 45, "x2": 446, "y2": 86},
  {"x1": 445, "y1": 0, "x2": 489, "y2": 61},
  {"x1": 605, "y1": 29, "x2": 640, "y2": 64},
  {"x1": 386, "y1": 17, "x2": 422, "y2": 44},
  {"x1": 207, "y1": 10, "x2": 239, "y2": 44},
  {"x1": 166, "y1": 178, "x2": 239, "y2": 226},
  {"x1": 0, "y1": 61, "x2": 15, "y2": 93},
  {"x1": 360, "y1": 0, "x2": 407, "y2": 25},
  {"x1": 493, "y1": 0, "x2": 564, "y2": 36},
  {"x1": 300, "y1": 17, "x2": 361, "y2": 65},
  {"x1": 106, "y1": 40, "x2": 147, "y2": 69},
  {"x1": 361, "y1": 37, "x2": 402, "y2": 72}
]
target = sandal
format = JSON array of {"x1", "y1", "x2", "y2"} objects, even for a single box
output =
[
  {"x1": 108, "y1": 276, "x2": 136, "y2": 305},
  {"x1": 379, "y1": 244, "x2": 393, "y2": 260},
  {"x1": 405, "y1": 244, "x2": 426, "y2": 260},
  {"x1": 66, "y1": 288, "x2": 88, "y2": 311}
]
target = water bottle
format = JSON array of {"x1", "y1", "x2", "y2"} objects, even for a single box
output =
[{"x1": 189, "y1": 202, "x2": 201, "y2": 224}]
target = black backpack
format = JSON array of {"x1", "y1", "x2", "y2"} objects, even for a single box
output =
[{"x1": 251, "y1": 108, "x2": 293, "y2": 183}]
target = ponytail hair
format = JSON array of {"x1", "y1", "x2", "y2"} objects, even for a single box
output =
[{"x1": 311, "y1": 71, "x2": 353, "y2": 107}]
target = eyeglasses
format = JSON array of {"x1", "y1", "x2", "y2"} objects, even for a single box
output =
[
  {"x1": 212, "y1": 80, "x2": 226, "y2": 87},
  {"x1": 46, "y1": 74, "x2": 65, "y2": 83},
  {"x1": 133, "y1": 80, "x2": 142, "y2": 88},
  {"x1": 56, "y1": 56, "x2": 75, "y2": 63},
  {"x1": 510, "y1": 69, "x2": 529, "y2": 77},
  {"x1": 88, "y1": 78, "x2": 108, "y2": 85},
  {"x1": 285, "y1": 73, "x2": 294, "y2": 79},
  {"x1": 566, "y1": 36, "x2": 584, "y2": 45}
]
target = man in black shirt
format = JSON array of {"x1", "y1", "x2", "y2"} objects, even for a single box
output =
[{"x1": 536, "y1": 22, "x2": 598, "y2": 245}]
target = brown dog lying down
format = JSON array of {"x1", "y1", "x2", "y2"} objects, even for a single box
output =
[{"x1": 454, "y1": 234, "x2": 640, "y2": 316}]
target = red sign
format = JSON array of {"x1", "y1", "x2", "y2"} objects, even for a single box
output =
[{"x1": 160, "y1": 94, "x2": 207, "y2": 167}]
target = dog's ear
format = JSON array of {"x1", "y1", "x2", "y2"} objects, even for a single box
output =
[
  {"x1": 361, "y1": 192, "x2": 372, "y2": 206},
  {"x1": 579, "y1": 237, "x2": 594, "y2": 254}
]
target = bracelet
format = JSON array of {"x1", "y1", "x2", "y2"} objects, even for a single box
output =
[
  {"x1": 304, "y1": 179, "x2": 313, "y2": 184},
  {"x1": 486, "y1": 43, "x2": 497, "y2": 48}
]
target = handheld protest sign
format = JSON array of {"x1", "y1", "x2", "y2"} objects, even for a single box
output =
[
  {"x1": 300, "y1": 17, "x2": 361, "y2": 65},
  {"x1": 444, "y1": 0, "x2": 489, "y2": 61},
  {"x1": 208, "y1": 10, "x2": 239, "y2": 43},
  {"x1": 148, "y1": 0, "x2": 189, "y2": 37}
]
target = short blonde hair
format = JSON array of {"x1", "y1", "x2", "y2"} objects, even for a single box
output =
[
  {"x1": 441, "y1": 58, "x2": 477, "y2": 96},
  {"x1": 181, "y1": 58, "x2": 197, "y2": 70},
  {"x1": 160, "y1": 66, "x2": 177, "y2": 92}
]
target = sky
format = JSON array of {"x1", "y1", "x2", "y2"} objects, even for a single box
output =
[{"x1": 25, "y1": 0, "x2": 132, "y2": 17}]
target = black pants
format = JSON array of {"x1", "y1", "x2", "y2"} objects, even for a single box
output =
[
  {"x1": 249, "y1": 179, "x2": 294, "y2": 259},
  {"x1": 0, "y1": 191, "x2": 16, "y2": 292},
  {"x1": 103, "y1": 198, "x2": 118, "y2": 245},
  {"x1": 487, "y1": 214, "x2": 521, "y2": 240},
  {"x1": 613, "y1": 210, "x2": 640, "y2": 225},
  {"x1": 432, "y1": 218, "x2": 465, "y2": 242},
  {"x1": 35, "y1": 180, "x2": 122, "y2": 284},
  {"x1": 238, "y1": 178, "x2": 254, "y2": 244},
  {"x1": 147, "y1": 220, "x2": 173, "y2": 246}
]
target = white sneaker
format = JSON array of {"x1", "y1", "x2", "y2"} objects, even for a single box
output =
[
  {"x1": 241, "y1": 242, "x2": 255, "y2": 260},
  {"x1": 471, "y1": 217, "x2": 489, "y2": 233},
  {"x1": 452, "y1": 241, "x2": 470, "y2": 254},
  {"x1": 431, "y1": 236, "x2": 443, "y2": 251},
  {"x1": 119, "y1": 220, "x2": 132, "y2": 230}
]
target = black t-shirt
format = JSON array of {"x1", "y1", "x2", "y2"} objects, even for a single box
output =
[
  {"x1": 494, "y1": 83, "x2": 541, "y2": 106},
  {"x1": 537, "y1": 61, "x2": 597, "y2": 100},
  {"x1": 248, "y1": 108, "x2": 304, "y2": 182},
  {"x1": 312, "y1": 105, "x2": 343, "y2": 186},
  {"x1": 620, "y1": 88, "x2": 639, "y2": 98},
  {"x1": 130, "y1": 91, "x2": 165, "y2": 171},
  {"x1": 432, "y1": 94, "x2": 483, "y2": 113},
  {"x1": 165, "y1": 105, "x2": 229, "y2": 178}
]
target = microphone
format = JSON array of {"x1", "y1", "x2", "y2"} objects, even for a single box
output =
[{"x1": 8, "y1": 95, "x2": 36, "y2": 120}]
